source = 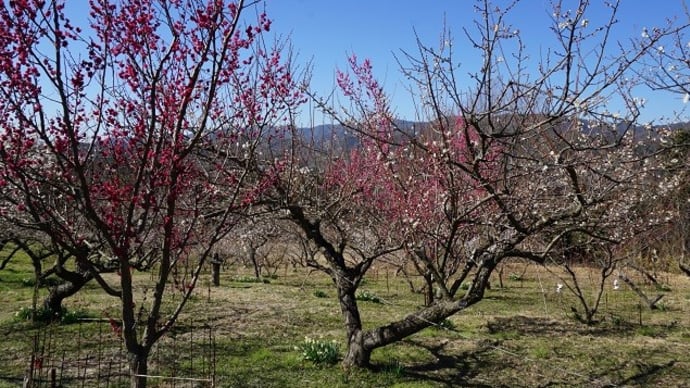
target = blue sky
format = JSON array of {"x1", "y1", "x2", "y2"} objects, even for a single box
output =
[
  {"x1": 60, "y1": 1, "x2": 688, "y2": 125},
  {"x1": 264, "y1": 0, "x2": 690, "y2": 125}
]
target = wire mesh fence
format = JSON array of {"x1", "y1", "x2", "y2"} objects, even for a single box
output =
[{"x1": 2, "y1": 318, "x2": 217, "y2": 388}]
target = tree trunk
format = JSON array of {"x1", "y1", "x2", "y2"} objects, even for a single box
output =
[
  {"x1": 619, "y1": 275, "x2": 664, "y2": 310},
  {"x1": 43, "y1": 276, "x2": 91, "y2": 320},
  {"x1": 361, "y1": 262, "x2": 496, "y2": 358},
  {"x1": 211, "y1": 253, "x2": 222, "y2": 286},
  {"x1": 249, "y1": 247, "x2": 261, "y2": 279},
  {"x1": 336, "y1": 276, "x2": 371, "y2": 368},
  {"x1": 129, "y1": 350, "x2": 149, "y2": 388},
  {"x1": 211, "y1": 262, "x2": 221, "y2": 286},
  {"x1": 422, "y1": 273, "x2": 434, "y2": 306},
  {"x1": 342, "y1": 328, "x2": 371, "y2": 368}
]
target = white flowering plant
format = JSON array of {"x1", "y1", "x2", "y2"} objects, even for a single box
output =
[{"x1": 295, "y1": 337, "x2": 340, "y2": 365}]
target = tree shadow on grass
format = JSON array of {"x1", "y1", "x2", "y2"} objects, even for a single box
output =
[
  {"x1": 584, "y1": 359, "x2": 679, "y2": 387},
  {"x1": 394, "y1": 338, "x2": 506, "y2": 388},
  {"x1": 486, "y1": 315, "x2": 640, "y2": 337},
  {"x1": 379, "y1": 315, "x2": 685, "y2": 387},
  {"x1": 618, "y1": 360, "x2": 677, "y2": 385}
]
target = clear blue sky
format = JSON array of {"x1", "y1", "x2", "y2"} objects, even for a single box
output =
[
  {"x1": 62, "y1": 1, "x2": 688, "y2": 125},
  {"x1": 264, "y1": 0, "x2": 690, "y2": 125}
]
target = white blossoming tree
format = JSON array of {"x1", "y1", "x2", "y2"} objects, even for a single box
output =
[{"x1": 273, "y1": 0, "x2": 685, "y2": 367}]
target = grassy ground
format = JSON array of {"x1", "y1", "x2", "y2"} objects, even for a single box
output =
[{"x1": 1, "y1": 253, "x2": 689, "y2": 387}]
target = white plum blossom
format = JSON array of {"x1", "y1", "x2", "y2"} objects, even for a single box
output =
[{"x1": 558, "y1": 21, "x2": 571, "y2": 30}]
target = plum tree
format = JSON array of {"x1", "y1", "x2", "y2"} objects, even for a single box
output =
[
  {"x1": 277, "y1": 0, "x2": 683, "y2": 367},
  {"x1": 0, "y1": 1, "x2": 303, "y2": 386}
]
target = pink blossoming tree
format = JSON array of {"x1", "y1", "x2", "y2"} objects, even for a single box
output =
[{"x1": 0, "y1": 0, "x2": 303, "y2": 386}]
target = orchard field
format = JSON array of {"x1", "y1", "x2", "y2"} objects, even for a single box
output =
[
  {"x1": 2, "y1": 250, "x2": 690, "y2": 387},
  {"x1": 1, "y1": 0, "x2": 690, "y2": 387}
]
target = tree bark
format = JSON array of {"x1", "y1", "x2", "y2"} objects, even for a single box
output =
[
  {"x1": 43, "y1": 274, "x2": 92, "y2": 319},
  {"x1": 335, "y1": 271, "x2": 372, "y2": 368},
  {"x1": 619, "y1": 275, "x2": 664, "y2": 310},
  {"x1": 129, "y1": 349, "x2": 149, "y2": 388},
  {"x1": 422, "y1": 273, "x2": 434, "y2": 306},
  {"x1": 248, "y1": 246, "x2": 261, "y2": 279},
  {"x1": 359, "y1": 262, "x2": 496, "y2": 365},
  {"x1": 211, "y1": 262, "x2": 221, "y2": 286},
  {"x1": 342, "y1": 328, "x2": 370, "y2": 368},
  {"x1": 211, "y1": 252, "x2": 222, "y2": 286}
]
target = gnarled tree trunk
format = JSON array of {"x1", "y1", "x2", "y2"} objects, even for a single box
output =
[
  {"x1": 343, "y1": 328, "x2": 370, "y2": 368},
  {"x1": 344, "y1": 260, "x2": 496, "y2": 368},
  {"x1": 336, "y1": 274, "x2": 370, "y2": 368},
  {"x1": 43, "y1": 276, "x2": 91, "y2": 318}
]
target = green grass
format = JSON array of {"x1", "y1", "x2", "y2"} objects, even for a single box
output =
[{"x1": 1, "y1": 260, "x2": 690, "y2": 386}]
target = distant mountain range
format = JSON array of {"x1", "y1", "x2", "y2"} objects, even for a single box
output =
[{"x1": 293, "y1": 118, "x2": 689, "y2": 148}]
